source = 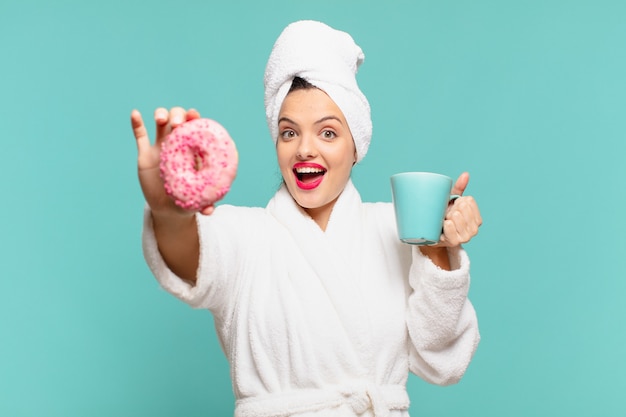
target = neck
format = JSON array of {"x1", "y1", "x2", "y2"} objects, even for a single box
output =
[{"x1": 303, "y1": 196, "x2": 339, "y2": 231}]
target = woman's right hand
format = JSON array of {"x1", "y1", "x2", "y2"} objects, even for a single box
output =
[
  {"x1": 130, "y1": 107, "x2": 215, "y2": 217},
  {"x1": 131, "y1": 107, "x2": 206, "y2": 282}
]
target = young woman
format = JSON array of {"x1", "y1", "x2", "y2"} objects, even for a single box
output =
[{"x1": 131, "y1": 20, "x2": 482, "y2": 417}]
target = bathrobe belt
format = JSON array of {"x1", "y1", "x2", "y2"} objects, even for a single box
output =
[{"x1": 234, "y1": 382, "x2": 409, "y2": 417}]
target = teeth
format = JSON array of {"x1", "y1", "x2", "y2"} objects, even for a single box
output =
[{"x1": 295, "y1": 167, "x2": 325, "y2": 174}]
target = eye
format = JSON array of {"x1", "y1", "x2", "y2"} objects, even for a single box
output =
[
  {"x1": 321, "y1": 130, "x2": 336, "y2": 140},
  {"x1": 280, "y1": 129, "x2": 297, "y2": 140}
]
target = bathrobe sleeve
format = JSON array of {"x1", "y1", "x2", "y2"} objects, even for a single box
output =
[
  {"x1": 405, "y1": 246, "x2": 480, "y2": 385},
  {"x1": 142, "y1": 204, "x2": 261, "y2": 316}
]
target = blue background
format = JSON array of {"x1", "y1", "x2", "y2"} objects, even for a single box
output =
[{"x1": 1, "y1": 0, "x2": 625, "y2": 415}]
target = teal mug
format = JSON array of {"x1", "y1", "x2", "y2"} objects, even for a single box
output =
[{"x1": 390, "y1": 172, "x2": 459, "y2": 245}]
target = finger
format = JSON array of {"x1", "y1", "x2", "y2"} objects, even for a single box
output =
[
  {"x1": 452, "y1": 209, "x2": 470, "y2": 240},
  {"x1": 155, "y1": 107, "x2": 198, "y2": 146},
  {"x1": 155, "y1": 107, "x2": 169, "y2": 144},
  {"x1": 462, "y1": 196, "x2": 483, "y2": 231},
  {"x1": 444, "y1": 197, "x2": 481, "y2": 245},
  {"x1": 475, "y1": 206, "x2": 483, "y2": 228},
  {"x1": 186, "y1": 108, "x2": 201, "y2": 121},
  {"x1": 169, "y1": 106, "x2": 187, "y2": 129},
  {"x1": 441, "y1": 218, "x2": 461, "y2": 247},
  {"x1": 444, "y1": 212, "x2": 474, "y2": 246},
  {"x1": 455, "y1": 196, "x2": 482, "y2": 234},
  {"x1": 453, "y1": 197, "x2": 475, "y2": 233},
  {"x1": 451, "y1": 172, "x2": 470, "y2": 196},
  {"x1": 200, "y1": 204, "x2": 215, "y2": 216},
  {"x1": 130, "y1": 110, "x2": 151, "y2": 154}
]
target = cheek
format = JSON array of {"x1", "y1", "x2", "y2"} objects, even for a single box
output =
[
  {"x1": 275, "y1": 144, "x2": 289, "y2": 167},
  {"x1": 340, "y1": 143, "x2": 357, "y2": 168},
  {"x1": 276, "y1": 145, "x2": 295, "y2": 181},
  {"x1": 344, "y1": 139, "x2": 357, "y2": 165}
]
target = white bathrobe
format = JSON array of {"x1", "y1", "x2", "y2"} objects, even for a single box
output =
[{"x1": 142, "y1": 180, "x2": 480, "y2": 417}]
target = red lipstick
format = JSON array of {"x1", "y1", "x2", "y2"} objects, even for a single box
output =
[{"x1": 293, "y1": 162, "x2": 326, "y2": 190}]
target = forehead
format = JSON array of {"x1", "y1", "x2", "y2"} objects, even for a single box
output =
[{"x1": 279, "y1": 88, "x2": 346, "y2": 121}]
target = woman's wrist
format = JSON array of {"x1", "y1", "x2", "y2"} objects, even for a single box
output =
[
  {"x1": 151, "y1": 208, "x2": 196, "y2": 234},
  {"x1": 151, "y1": 203, "x2": 195, "y2": 221},
  {"x1": 151, "y1": 208, "x2": 200, "y2": 283},
  {"x1": 419, "y1": 245, "x2": 451, "y2": 271}
]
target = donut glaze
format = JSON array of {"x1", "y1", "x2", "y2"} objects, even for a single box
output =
[{"x1": 159, "y1": 118, "x2": 238, "y2": 211}]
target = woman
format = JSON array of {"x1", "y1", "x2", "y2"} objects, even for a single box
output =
[{"x1": 131, "y1": 20, "x2": 482, "y2": 417}]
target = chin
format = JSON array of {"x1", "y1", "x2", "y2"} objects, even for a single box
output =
[{"x1": 293, "y1": 195, "x2": 320, "y2": 210}]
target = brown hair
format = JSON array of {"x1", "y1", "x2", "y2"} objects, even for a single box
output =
[{"x1": 288, "y1": 76, "x2": 316, "y2": 93}]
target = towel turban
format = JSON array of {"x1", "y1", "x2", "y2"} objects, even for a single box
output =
[{"x1": 264, "y1": 20, "x2": 372, "y2": 163}]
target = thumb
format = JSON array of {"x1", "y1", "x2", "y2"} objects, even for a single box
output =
[{"x1": 451, "y1": 172, "x2": 470, "y2": 196}]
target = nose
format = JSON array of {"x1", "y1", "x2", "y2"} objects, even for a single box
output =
[{"x1": 296, "y1": 134, "x2": 317, "y2": 160}]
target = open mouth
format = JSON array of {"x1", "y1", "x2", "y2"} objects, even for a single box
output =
[{"x1": 293, "y1": 165, "x2": 326, "y2": 189}]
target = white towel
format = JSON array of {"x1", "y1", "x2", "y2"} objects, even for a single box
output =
[{"x1": 264, "y1": 20, "x2": 372, "y2": 162}]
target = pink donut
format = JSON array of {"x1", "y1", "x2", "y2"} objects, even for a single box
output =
[{"x1": 159, "y1": 118, "x2": 238, "y2": 211}]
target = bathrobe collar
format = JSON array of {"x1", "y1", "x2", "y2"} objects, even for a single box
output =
[{"x1": 266, "y1": 179, "x2": 374, "y2": 369}]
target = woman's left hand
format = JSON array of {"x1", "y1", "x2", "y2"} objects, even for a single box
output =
[{"x1": 439, "y1": 172, "x2": 483, "y2": 247}]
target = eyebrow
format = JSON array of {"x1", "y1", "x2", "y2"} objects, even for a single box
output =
[
  {"x1": 277, "y1": 115, "x2": 344, "y2": 126},
  {"x1": 315, "y1": 115, "x2": 344, "y2": 125},
  {"x1": 278, "y1": 116, "x2": 297, "y2": 126}
]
